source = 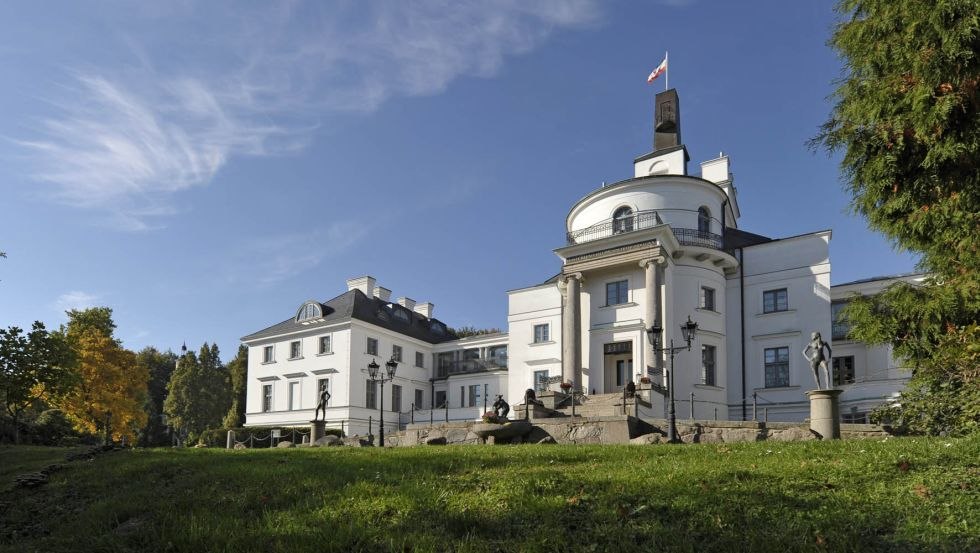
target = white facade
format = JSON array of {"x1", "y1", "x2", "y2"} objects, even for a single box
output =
[{"x1": 243, "y1": 88, "x2": 914, "y2": 431}]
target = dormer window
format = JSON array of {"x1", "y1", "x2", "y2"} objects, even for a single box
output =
[
  {"x1": 296, "y1": 302, "x2": 323, "y2": 322},
  {"x1": 393, "y1": 308, "x2": 410, "y2": 324},
  {"x1": 431, "y1": 322, "x2": 445, "y2": 336},
  {"x1": 613, "y1": 207, "x2": 634, "y2": 233}
]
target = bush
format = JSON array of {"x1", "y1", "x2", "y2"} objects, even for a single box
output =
[
  {"x1": 198, "y1": 426, "x2": 345, "y2": 448},
  {"x1": 32, "y1": 409, "x2": 78, "y2": 446}
]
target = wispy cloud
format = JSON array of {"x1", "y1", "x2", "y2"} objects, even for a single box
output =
[
  {"x1": 228, "y1": 221, "x2": 371, "y2": 287},
  {"x1": 17, "y1": 1, "x2": 602, "y2": 230},
  {"x1": 55, "y1": 290, "x2": 100, "y2": 312}
]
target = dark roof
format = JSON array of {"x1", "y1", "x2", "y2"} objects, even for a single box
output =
[
  {"x1": 241, "y1": 289, "x2": 456, "y2": 344},
  {"x1": 832, "y1": 272, "x2": 927, "y2": 288},
  {"x1": 723, "y1": 227, "x2": 773, "y2": 250}
]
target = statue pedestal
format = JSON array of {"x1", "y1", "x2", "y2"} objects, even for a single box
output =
[
  {"x1": 310, "y1": 420, "x2": 326, "y2": 443},
  {"x1": 806, "y1": 389, "x2": 843, "y2": 440}
]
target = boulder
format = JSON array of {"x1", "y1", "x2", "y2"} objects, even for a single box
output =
[
  {"x1": 314, "y1": 435, "x2": 342, "y2": 447},
  {"x1": 276, "y1": 440, "x2": 294, "y2": 448},
  {"x1": 425, "y1": 436, "x2": 447, "y2": 445},
  {"x1": 629, "y1": 433, "x2": 663, "y2": 445},
  {"x1": 470, "y1": 420, "x2": 533, "y2": 442},
  {"x1": 234, "y1": 443, "x2": 247, "y2": 450},
  {"x1": 536, "y1": 436, "x2": 557, "y2": 444}
]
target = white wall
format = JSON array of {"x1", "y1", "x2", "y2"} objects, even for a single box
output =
[{"x1": 507, "y1": 284, "x2": 561, "y2": 403}]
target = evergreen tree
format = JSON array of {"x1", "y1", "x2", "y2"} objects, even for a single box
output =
[
  {"x1": 135, "y1": 347, "x2": 177, "y2": 446},
  {"x1": 222, "y1": 345, "x2": 248, "y2": 428},
  {"x1": 816, "y1": 0, "x2": 980, "y2": 434},
  {"x1": 164, "y1": 342, "x2": 231, "y2": 441}
]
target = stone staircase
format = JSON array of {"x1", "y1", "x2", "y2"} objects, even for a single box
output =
[{"x1": 555, "y1": 392, "x2": 644, "y2": 418}]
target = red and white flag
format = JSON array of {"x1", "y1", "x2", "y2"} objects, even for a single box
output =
[{"x1": 647, "y1": 56, "x2": 667, "y2": 83}]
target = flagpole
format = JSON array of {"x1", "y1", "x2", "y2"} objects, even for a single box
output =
[{"x1": 665, "y1": 51, "x2": 669, "y2": 91}]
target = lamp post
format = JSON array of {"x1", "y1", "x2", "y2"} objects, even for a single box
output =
[
  {"x1": 647, "y1": 316, "x2": 699, "y2": 443},
  {"x1": 367, "y1": 356, "x2": 398, "y2": 446}
]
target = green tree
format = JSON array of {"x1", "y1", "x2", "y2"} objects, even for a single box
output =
[
  {"x1": 222, "y1": 345, "x2": 248, "y2": 428},
  {"x1": 164, "y1": 343, "x2": 231, "y2": 441},
  {"x1": 816, "y1": 0, "x2": 980, "y2": 434},
  {"x1": 449, "y1": 326, "x2": 503, "y2": 339},
  {"x1": 0, "y1": 322, "x2": 75, "y2": 443},
  {"x1": 135, "y1": 347, "x2": 177, "y2": 446}
]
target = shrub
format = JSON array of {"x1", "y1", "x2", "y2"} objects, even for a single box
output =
[{"x1": 33, "y1": 409, "x2": 78, "y2": 446}]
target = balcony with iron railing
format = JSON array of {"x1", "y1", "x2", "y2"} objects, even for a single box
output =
[
  {"x1": 436, "y1": 356, "x2": 508, "y2": 378},
  {"x1": 565, "y1": 209, "x2": 724, "y2": 250}
]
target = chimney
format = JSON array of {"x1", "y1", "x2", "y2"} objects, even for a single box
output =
[
  {"x1": 374, "y1": 286, "x2": 392, "y2": 302},
  {"x1": 700, "y1": 153, "x2": 731, "y2": 184},
  {"x1": 346, "y1": 276, "x2": 376, "y2": 297},
  {"x1": 414, "y1": 302, "x2": 434, "y2": 318},
  {"x1": 396, "y1": 297, "x2": 416, "y2": 310}
]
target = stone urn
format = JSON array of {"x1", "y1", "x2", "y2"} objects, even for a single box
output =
[{"x1": 471, "y1": 420, "x2": 533, "y2": 443}]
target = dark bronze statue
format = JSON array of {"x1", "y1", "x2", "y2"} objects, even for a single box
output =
[
  {"x1": 625, "y1": 380, "x2": 636, "y2": 398},
  {"x1": 492, "y1": 394, "x2": 510, "y2": 419},
  {"x1": 314, "y1": 387, "x2": 331, "y2": 421},
  {"x1": 524, "y1": 388, "x2": 543, "y2": 406},
  {"x1": 803, "y1": 331, "x2": 833, "y2": 389}
]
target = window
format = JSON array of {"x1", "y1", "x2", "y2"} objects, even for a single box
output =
[
  {"x1": 414, "y1": 389, "x2": 424, "y2": 409},
  {"x1": 533, "y1": 324, "x2": 550, "y2": 343},
  {"x1": 430, "y1": 322, "x2": 446, "y2": 336},
  {"x1": 318, "y1": 335, "x2": 332, "y2": 355},
  {"x1": 435, "y1": 390, "x2": 447, "y2": 408},
  {"x1": 763, "y1": 288, "x2": 789, "y2": 313},
  {"x1": 367, "y1": 337, "x2": 378, "y2": 356},
  {"x1": 317, "y1": 378, "x2": 330, "y2": 406},
  {"x1": 296, "y1": 302, "x2": 322, "y2": 322},
  {"x1": 391, "y1": 384, "x2": 402, "y2": 412},
  {"x1": 488, "y1": 345, "x2": 507, "y2": 368},
  {"x1": 615, "y1": 359, "x2": 632, "y2": 387},
  {"x1": 415, "y1": 351, "x2": 425, "y2": 368},
  {"x1": 459, "y1": 386, "x2": 465, "y2": 407},
  {"x1": 366, "y1": 380, "x2": 377, "y2": 409},
  {"x1": 764, "y1": 347, "x2": 790, "y2": 388},
  {"x1": 393, "y1": 308, "x2": 410, "y2": 323},
  {"x1": 534, "y1": 370, "x2": 549, "y2": 392},
  {"x1": 832, "y1": 301, "x2": 850, "y2": 340},
  {"x1": 437, "y1": 352, "x2": 454, "y2": 378},
  {"x1": 613, "y1": 206, "x2": 634, "y2": 233},
  {"x1": 288, "y1": 381, "x2": 300, "y2": 410},
  {"x1": 262, "y1": 384, "x2": 273, "y2": 412},
  {"x1": 392, "y1": 344, "x2": 403, "y2": 363},
  {"x1": 701, "y1": 345, "x2": 716, "y2": 386},
  {"x1": 263, "y1": 346, "x2": 274, "y2": 363},
  {"x1": 467, "y1": 384, "x2": 481, "y2": 407},
  {"x1": 700, "y1": 286, "x2": 715, "y2": 311},
  {"x1": 289, "y1": 340, "x2": 302, "y2": 359},
  {"x1": 606, "y1": 280, "x2": 629, "y2": 306},
  {"x1": 698, "y1": 206, "x2": 711, "y2": 234},
  {"x1": 833, "y1": 356, "x2": 855, "y2": 386}
]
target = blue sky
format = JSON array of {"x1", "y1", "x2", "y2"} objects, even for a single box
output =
[{"x1": 0, "y1": 1, "x2": 918, "y2": 360}]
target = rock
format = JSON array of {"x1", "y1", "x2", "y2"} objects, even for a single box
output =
[
  {"x1": 193, "y1": 443, "x2": 208, "y2": 448},
  {"x1": 536, "y1": 436, "x2": 557, "y2": 444},
  {"x1": 314, "y1": 435, "x2": 342, "y2": 447},
  {"x1": 629, "y1": 433, "x2": 663, "y2": 445},
  {"x1": 470, "y1": 420, "x2": 533, "y2": 442},
  {"x1": 767, "y1": 427, "x2": 817, "y2": 442},
  {"x1": 343, "y1": 436, "x2": 372, "y2": 447},
  {"x1": 234, "y1": 443, "x2": 247, "y2": 450},
  {"x1": 276, "y1": 440, "x2": 294, "y2": 448},
  {"x1": 425, "y1": 436, "x2": 447, "y2": 445}
]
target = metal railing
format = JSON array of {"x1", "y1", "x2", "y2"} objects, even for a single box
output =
[
  {"x1": 670, "y1": 227, "x2": 724, "y2": 249},
  {"x1": 566, "y1": 210, "x2": 663, "y2": 244},
  {"x1": 832, "y1": 322, "x2": 851, "y2": 341},
  {"x1": 436, "y1": 357, "x2": 507, "y2": 378}
]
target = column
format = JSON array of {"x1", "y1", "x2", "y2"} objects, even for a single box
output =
[
  {"x1": 641, "y1": 259, "x2": 664, "y2": 379},
  {"x1": 560, "y1": 273, "x2": 583, "y2": 392}
]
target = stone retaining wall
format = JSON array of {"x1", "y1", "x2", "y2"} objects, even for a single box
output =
[{"x1": 388, "y1": 417, "x2": 891, "y2": 447}]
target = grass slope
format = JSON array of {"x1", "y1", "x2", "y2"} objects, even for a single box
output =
[{"x1": 1, "y1": 437, "x2": 978, "y2": 553}]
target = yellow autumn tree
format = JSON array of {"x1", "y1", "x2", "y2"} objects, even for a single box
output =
[{"x1": 54, "y1": 308, "x2": 148, "y2": 442}]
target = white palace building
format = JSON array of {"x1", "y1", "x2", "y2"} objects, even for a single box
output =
[{"x1": 241, "y1": 89, "x2": 918, "y2": 436}]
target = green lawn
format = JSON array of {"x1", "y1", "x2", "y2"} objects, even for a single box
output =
[{"x1": 1, "y1": 436, "x2": 978, "y2": 552}]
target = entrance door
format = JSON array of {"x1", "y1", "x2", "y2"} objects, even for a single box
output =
[{"x1": 603, "y1": 341, "x2": 634, "y2": 393}]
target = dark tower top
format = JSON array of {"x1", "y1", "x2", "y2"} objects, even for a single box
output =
[{"x1": 654, "y1": 88, "x2": 681, "y2": 151}]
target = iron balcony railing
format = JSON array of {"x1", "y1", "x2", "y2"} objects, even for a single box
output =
[
  {"x1": 566, "y1": 209, "x2": 724, "y2": 250},
  {"x1": 436, "y1": 357, "x2": 508, "y2": 378},
  {"x1": 566, "y1": 210, "x2": 663, "y2": 244},
  {"x1": 832, "y1": 322, "x2": 851, "y2": 341}
]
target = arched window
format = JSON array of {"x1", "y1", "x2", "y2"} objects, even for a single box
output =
[
  {"x1": 296, "y1": 302, "x2": 323, "y2": 322},
  {"x1": 613, "y1": 206, "x2": 634, "y2": 234},
  {"x1": 697, "y1": 207, "x2": 711, "y2": 234}
]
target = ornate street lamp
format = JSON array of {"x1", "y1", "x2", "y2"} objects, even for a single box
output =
[
  {"x1": 367, "y1": 356, "x2": 398, "y2": 446},
  {"x1": 647, "y1": 316, "x2": 698, "y2": 443}
]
